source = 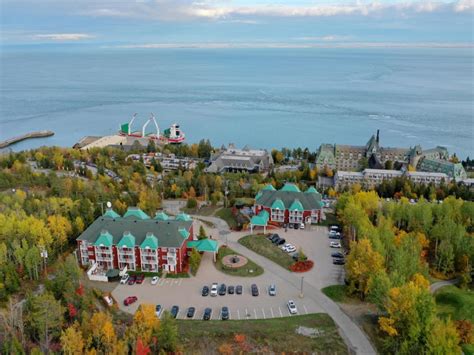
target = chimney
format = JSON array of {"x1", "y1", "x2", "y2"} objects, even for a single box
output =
[{"x1": 376, "y1": 129, "x2": 380, "y2": 144}]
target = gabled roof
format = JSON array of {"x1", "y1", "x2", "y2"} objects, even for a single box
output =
[
  {"x1": 154, "y1": 211, "x2": 169, "y2": 221},
  {"x1": 123, "y1": 207, "x2": 150, "y2": 220},
  {"x1": 187, "y1": 239, "x2": 218, "y2": 252},
  {"x1": 140, "y1": 233, "x2": 158, "y2": 249},
  {"x1": 271, "y1": 198, "x2": 285, "y2": 210},
  {"x1": 117, "y1": 231, "x2": 135, "y2": 248},
  {"x1": 262, "y1": 184, "x2": 276, "y2": 191},
  {"x1": 178, "y1": 228, "x2": 190, "y2": 239},
  {"x1": 251, "y1": 210, "x2": 269, "y2": 226},
  {"x1": 94, "y1": 230, "x2": 113, "y2": 247},
  {"x1": 305, "y1": 186, "x2": 319, "y2": 194},
  {"x1": 103, "y1": 208, "x2": 121, "y2": 219},
  {"x1": 255, "y1": 188, "x2": 322, "y2": 211},
  {"x1": 280, "y1": 183, "x2": 301, "y2": 192},
  {"x1": 289, "y1": 199, "x2": 304, "y2": 212},
  {"x1": 175, "y1": 212, "x2": 192, "y2": 221}
]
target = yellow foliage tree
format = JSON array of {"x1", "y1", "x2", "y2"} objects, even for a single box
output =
[
  {"x1": 47, "y1": 215, "x2": 72, "y2": 250},
  {"x1": 127, "y1": 304, "x2": 160, "y2": 348},
  {"x1": 61, "y1": 322, "x2": 84, "y2": 355}
]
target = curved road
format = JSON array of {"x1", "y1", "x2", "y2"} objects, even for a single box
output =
[
  {"x1": 193, "y1": 214, "x2": 376, "y2": 355},
  {"x1": 430, "y1": 279, "x2": 459, "y2": 293}
]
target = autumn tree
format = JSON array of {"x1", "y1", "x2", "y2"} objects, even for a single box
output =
[
  {"x1": 127, "y1": 304, "x2": 160, "y2": 349},
  {"x1": 61, "y1": 322, "x2": 84, "y2": 355},
  {"x1": 156, "y1": 311, "x2": 179, "y2": 353},
  {"x1": 189, "y1": 249, "x2": 202, "y2": 275}
]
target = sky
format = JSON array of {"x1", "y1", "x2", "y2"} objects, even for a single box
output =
[{"x1": 1, "y1": 0, "x2": 473, "y2": 47}]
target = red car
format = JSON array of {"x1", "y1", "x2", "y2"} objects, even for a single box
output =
[
  {"x1": 136, "y1": 274, "x2": 145, "y2": 284},
  {"x1": 127, "y1": 275, "x2": 137, "y2": 285},
  {"x1": 124, "y1": 296, "x2": 138, "y2": 306}
]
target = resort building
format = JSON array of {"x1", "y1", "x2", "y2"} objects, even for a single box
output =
[
  {"x1": 77, "y1": 208, "x2": 216, "y2": 274},
  {"x1": 206, "y1": 144, "x2": 273, "y2": 174},
  {"x1": 252, "y1": 183, "x2": 323, "y2": 229},
  {"x1": 334, "y1": 169, "x2": 450, "y2": 190}
]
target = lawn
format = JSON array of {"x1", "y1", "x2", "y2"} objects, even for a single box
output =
[
  {"x1": 181, "y1": 204, "x2": 219, "y2": 216},
  {"x1": 215, "y1": 207, "x2": 238, "y2": 229},
  {"x1": 322, "y1": 285, "x2": 350, "y2": 303},
  {"x1": 238, "y1": 234, "x2": 295, "y2": 270},
  {"x1": 215, "y1": 246, "x2": 264, "y2": 277},
  {"x1": 177, "y1": 313, "x2": 348, "y2": 354}
]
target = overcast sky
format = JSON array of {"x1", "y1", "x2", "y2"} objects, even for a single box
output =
[{"x1": 1, "y1": 0, "x2": 473, "y2": 47}]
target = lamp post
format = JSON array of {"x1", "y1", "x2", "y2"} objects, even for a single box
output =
[{"x1": 299, "y1": 276, "x2": 304, "y2": 298}]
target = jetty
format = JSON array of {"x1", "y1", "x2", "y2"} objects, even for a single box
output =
[{"x1": 0, "y1": 130, "x2": 54, "y2": 149}]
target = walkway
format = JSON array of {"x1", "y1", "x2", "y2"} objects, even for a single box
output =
[
  {"x1": 430, "y1": 278, "x2": 459, "y2": 293},
  {"x1": 192, "y1": 214, "x2": 376, "y2": 355}
]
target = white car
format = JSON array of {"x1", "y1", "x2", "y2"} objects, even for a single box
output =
[
  {"x1": 281, "y1": 243, "x2": 292, "y2": 251},
  {"x1": 286, "y1": 246, "x2": 297, "y2": 253},
  {"x1": 151, "y1": 276, "x2": 159, "y2": 285},
  {"x1": 210, "y1": 283, "x2": 218, "y2": 297},
  {"x1": 288, "y1": 300, "x2": 298, "y2": 314},
  {"x1": 330, "y1": 241, "x2": 342, "y2": 248},
  {"x1": 300, "y1": 223, "x2": 305, "y2": 229},
  {"x1": 120, "y1": 274, "x2": 130, "y2": 284}
]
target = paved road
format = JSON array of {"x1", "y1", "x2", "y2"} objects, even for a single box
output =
[
  {"x1": 192, "y1": 215, "x2": 376, "y2": 355},
  {"x1": 430, "y1": 279, "x2": 459, "y2": 293}
]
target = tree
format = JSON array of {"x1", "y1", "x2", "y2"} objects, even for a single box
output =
[
  {"x1": 426, "y1": 318, "x2": 461, "y2": 355},
  {"x1": 186, "y1": 197, "x2": 197, "y2": 209},
  {"x1": 127, "y1": 304, "x2": 160, "y2": 348},
  {"x1": 47, "y1": 215, "x2": 72, "y2": 251},
  {"x1": 24, "y1": 246, "x2": 41, "y2": 280},
  {"x1": 198, "y1": 225, "x2": 207, "y2": 240},
  {"x1": 189, "y1": 249, "x2": 202, "y2": 275},
  {"x1": 61, "y1": 322, "x2": 84, "y2": 355},
  {"x1": 147, "y1": 140, "x2": 156, "y2": 153},
  {"x1": 157, "y1": 311, "x2": 179, "y2": 352},
  {"x1": 385, "y1": 160, "x2": 394, "y2": 170}
]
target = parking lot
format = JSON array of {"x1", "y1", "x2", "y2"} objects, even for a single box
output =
[{"x1": 111, "y1": 222, "x2": 345, "y2": 320}]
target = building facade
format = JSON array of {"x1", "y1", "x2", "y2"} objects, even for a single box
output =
[
  {"x1": 254, "y1": 183, "x2": 323, "y2": 225},
  {"x1": 77, "y1": 208, "x2": 194, "y2": 274},
  {"x1": 206, "y1": 144, "x2": 273, "y2": 173}
]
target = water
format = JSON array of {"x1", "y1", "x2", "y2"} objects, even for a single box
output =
[{"x1": 0, "y1": 47, "x2": 473, "y2": 157}]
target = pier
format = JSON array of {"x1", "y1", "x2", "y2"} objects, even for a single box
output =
[{"x1": 0, "y1": 130, "x2": 54, "y2": 149}]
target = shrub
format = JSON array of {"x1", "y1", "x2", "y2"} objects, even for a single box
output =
[{"x1": 186, "y1": 198, "x2": 198, "y2": 209}]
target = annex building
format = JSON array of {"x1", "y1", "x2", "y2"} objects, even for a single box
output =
[
  {"x1": 252, "y1": 183, "x2": 323, "y2": 229},
  {"x1": 77, "y1": 208, "x2": 216, "y2": 274},
  {"x1": 206, "y1": 144, "x2": 273, "y2": 173}
]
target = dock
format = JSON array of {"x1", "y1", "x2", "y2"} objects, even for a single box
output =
[{"x1": 0, "y1": 130, "x2": 54, "y2": 149}]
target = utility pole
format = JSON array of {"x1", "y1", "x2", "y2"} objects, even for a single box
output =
[{"x1": 299, "y1": 276, "x2": 304, "y2": 298}]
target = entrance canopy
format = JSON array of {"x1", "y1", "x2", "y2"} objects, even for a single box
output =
[
  {"x1": 250, "y1": 210, "x2": 269, "y2": 233},
  {"x1": 187, "y1": 239, "x2": 218, "y2": 253}
]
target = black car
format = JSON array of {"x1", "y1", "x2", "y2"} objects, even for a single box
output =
[
  {"x1": 236, "y1": 285, "x2": 243, "y2": 294},
  {"x1": 294, "y1": 223, "x2": 299, "y2": 229},
  {"x1": 187, "y1": 307, "x2": 195, "y2": 318},
  {"x1": 202, "y1": 285, "x2": 209, "y2": 296},
  {"x1": 277, "y1": 238, "x2": 286, "y2": 245},
  {"x1": 329, "y1": 235, "x2": 342, "y2": 239},
  {"x1": 288, "y1": 223, "x2": 294, "y2": 229},
  {"x1": 171, "y1": 305, "x2": 179, "y2": 318},
  {"x1": 218, "y1": 283, "x2": 227, "y2": 295},
  {"x1": 333, "y1": 258, "x2": 345, "y2": 265},
  {"x1": 267, "y1": 233, "x2": 277, "y2": 241},
  {"x1": 331, "y1": 252, "x2": 344, "y2": 258},
  {"x1": 203, "y1": 307, "x2": 212, "y2": 320},
  {"x1": 271, "y1": 236, "x2": 281, "y2": 244},
  {"x1": 292, "y1": 253, "x2": 299, "y2": 261},
  {"x1": 228, "y1": 285, "x2": 235, "y2": 294},
  {"x1": 251, "y1": 284, "x2": 259, "y2": 296},
  {"x1": 221, "y1": 306, "x2": 229, "y2": 320}
]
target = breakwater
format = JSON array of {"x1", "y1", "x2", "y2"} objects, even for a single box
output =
[{"x1": 0, "y1": 130, "x2": 54, "y2": 149}]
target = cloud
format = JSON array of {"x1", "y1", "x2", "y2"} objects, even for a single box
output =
[
  {"x1": 294, "y1": 35, "x2": 354, "y2": 42},
  {"x1": 33, "y1": 33, "x2": 95, "y2": 41}
]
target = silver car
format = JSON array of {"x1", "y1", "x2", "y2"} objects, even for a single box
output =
[{"x1": 268, "y1": 284, "x2": 277, "y2": 296}]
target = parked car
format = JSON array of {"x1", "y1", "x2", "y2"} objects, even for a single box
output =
[
  {"x1": 103, "y1": 295, "x2": 114, "y2": 307},
  {"x1": 268, "y1": 233, "x2": 279, "y2": 241},
  {"x1": 277, "y1": 238, "x2": 286, "y2": 245},
  {"x1": 124, "y1": 296, "x2": 137, "y2": 306},
  {"x1": 292, "y1": 253, "x2": 300, "y2": 261},
  {"x1": 127, "y1": 275, "x2": 137, "y2": 285},
  {"x1": 221, "y1": 306, "x2": 229, "y2": 320},
  {"x1": 333, "y1": 258, "x2": 346, "y2": 265},
  {"x1": 171, "y1": 305, "x2": 179, "y2": 318},
  {"x1": 287, "y1": 300, "x2": 298, "y2": 314},
  {"x1": 187, "y1": 307, "x2": 196, "y2": 318},
  {"x1": 268, "y1": 284, "x2": 277, "y2": 296},
  {"x1": 136, "y1": 274, "x2": 145, "y2": 284},
  {"x1": 251, "y1": 284, "x2": 259, "y2": 296},
  {"x1": 151, "y1": 276, "x2": 159, "y2": 285},
  {"x1": 155, "y1": 304, "x2": 162, "y2": 317},
  {"x1": 236, "y1": 285, "x2": 243, "y2": 295},
  {"x1": 329, "y1": 234, "x2": 342, "y2": 240},
  {"x1": 331, "y1": 252, "x2": 344, "y2": 258},
  {"x1": 300, "y1": 223, "x2": 305, "y2": 229},
  {"x1": 203, "y1": 307, "x2": 212, "y2": 320},
  {"x1": 271, "y1": 236, "x2": 281, "y2": 244},
  {"x1": 120, "y1": 274, "x2": 130, "y2": 284},
  {"x1": 228, "y1": 285, "x2": 235, "y2": 294},
  {"x1": 281, "y1": 243, "x2": 292, "y2": 251},
  {"x1": 286, "y1": 245, "x2": 297, "y2": 253},
  {"x1": 289, "y1": 223, "x2": 294, "y2": 229},
  {"x1": 294, "y1": 223, "x2": 299, "y2": 229},
  {"x1": 218, "y1": 284, "x2": 227, "y2": 296},
  {"x1": 330, "y1": 241, "x2": 342, "y2": 248},
  {"x1": 202, "y1": 285, "x2": 209, "y2": 296},
  {"x1": 210, "y1": 283, "x2": 218, "y2": 297}
]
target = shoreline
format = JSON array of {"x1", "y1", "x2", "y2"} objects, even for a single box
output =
[{"x1": 0, "y1": 130, "x2": 54, "y2": 149}]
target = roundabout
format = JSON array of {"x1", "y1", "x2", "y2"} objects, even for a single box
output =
[{"x1": 222, "y1": 254, "x2": 249, "y2": 268}]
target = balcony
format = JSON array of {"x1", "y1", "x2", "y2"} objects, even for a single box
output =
[
  {"x1": 118, "y1": 255, "x2": 135, "y2": 262},
  {"x1": 141, "y1": 249, "x2": 157, "y2": 256}
]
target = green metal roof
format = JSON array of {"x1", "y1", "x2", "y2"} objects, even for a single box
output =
[
  {"x1": 154, "y1": 211, "x2": 169, "y2": 221},
  {"x1": 140, "y1": 233, "x2": 158, "y2": 249},
  {"x1": 117, "y1": 232, "x2": 135, "y2": 248},
  {"x1": 178, "y1": 228, "x2": 190, "y2": 239},
  {"x1": 123, "y1": 207, "x2": 150, "y2": 220},
  {"x1": 175, "y1": 212, "x2": 192, "y2": 221},
  {"x1": 280, "y1": 183, "x2": 301, "y2": 192},
  {"x1": 305, "y1": 186, "x2": 319, "y2": 194},
  {"x1": 255, "y1": 191, "x2": 263, "y2": 200},
  {"x1": 271, "y1": 199, "x2": 285, "y2": 210},
  {"x1": 289, "y1": 199, "x2": 304, "y2": 212},
  {"x1": 103, "y1": 209, "x2": 121, "y2": 219},
  {"x1": 251, "y1": 210, "x2": 269, "y2": 226},
  {"x1": 262, "y1": 184, "x2": 276, "y2": 191},
  {"x1": 94, "y1": 230, "x2": 113, "y2": 247},
  {"x1": 187, "y1": 239, "x2": 218, "y2": 252},
  {"x1": 255, "y1": 189, "x2": 322, "y2": 211}
]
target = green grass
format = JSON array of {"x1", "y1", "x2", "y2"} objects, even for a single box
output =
[
  {"x1": 215, "y1": 207, "x2": 238, "y2": 228},
  {"x1": 165, "y1": 272, "x2": 190, "y2": 278},
  {"x1": 435, "y1": 285, "x2": 474, "y2": 323},
  {"x1": 318, "y1": 212, "x2": 339, "y2": 227},
  {"x1": 215, "y1": 246, "x2": 264, "y2": 277},
  {"x1": 176, "y1": 313, "x2": 348, "y2": 354},
  {"x1": 181, "y1": 204, "x2": 219, "y2": 216},
  {"x1": 238, "y1": 234, "x2": 295, "y2": 270},
  {"x1": 322, "y1": 285, "x2": 350, "y2": 303}
]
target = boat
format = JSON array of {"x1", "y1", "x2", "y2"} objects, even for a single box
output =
[{"x1": 118, "y1": 113, "x2": 185, "y2": 144}]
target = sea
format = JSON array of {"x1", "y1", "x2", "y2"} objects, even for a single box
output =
[{"x1": 0, "y1": 47, "x2": 473, "y2": 158}]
